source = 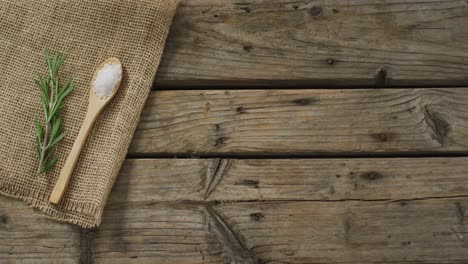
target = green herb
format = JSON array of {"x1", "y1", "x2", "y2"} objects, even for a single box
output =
[{"x1": 35, "y1": 49, "x2": 75, "y2": 174}]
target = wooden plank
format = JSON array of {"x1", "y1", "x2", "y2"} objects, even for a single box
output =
[
  {"x1": 95, "y1": 199, "x2": 468, "y2": 263},
  {"x1": 157, "y1": 0, "x2": 468, "y2": 87},
  {"x1": 108, "y1": 159, "x2": 206, "y2": 204},
  {"x1": 92, "y1": 203, "x2": 225, "y2": 264},
  {"x1": 205, "y1": 158, "x2": 468, "y2": 201},
  {"x1": 3, "y1": 157, "x2": 468, "y2": 263},
  {"x1": 94, "y1": 159, "x2": 468, "y2": 262},
  {"x1": 0, "y1": 196, "x2": 81, "y2": 263},
  {"x1": 213, "y1": 199, "x2": 468, "y2": 263},
  {"x1": 129, "y1": 89, "x2": 468, "y2": 155},
  {"x1": 112, "y1": 158, "x2": 468, "y2": 202}
]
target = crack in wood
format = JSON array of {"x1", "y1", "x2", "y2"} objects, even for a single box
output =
[
  {"x1": 204, "y1": 159, "x2": 232, "y2": 200},
  {"x1": 344, "y1": 213, "x2": 352, "y2": 242},
  {"x1": 206, "y1": 206, "x2": 257, "y2": 264},
  {"x1": 113, "y1": 194, "x2": 468, "y2": 208},
  {"x1": 79, "y1": 228, "x2": 96, "y2": 264},
  {"x1": 423, "y1": 105, "x2": 451, "y2": 146},
  {"x1": 451, "y1": 227, "x2": 465, "y2": 242},
  {"x1": 455, "y1": 202, "x2": 465, "y2": 224},
  {"x1": 389, "y1": 195, "x2": 468, "y2": 203}
]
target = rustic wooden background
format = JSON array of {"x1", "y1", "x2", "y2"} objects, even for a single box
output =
[{"x1": 2, "y1": 0, "x2": 468, "y2": 263}]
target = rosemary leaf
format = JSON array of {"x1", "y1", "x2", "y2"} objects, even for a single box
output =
[
  {"x1": 49, "y1": 118, "x2": 61, "y2": 142},
  {"x1": 47, "y1": 131, "x2": 67, "y2": 149},
  {"x1": 42, "y1": 156, "x2": 59, "y2": 173}
]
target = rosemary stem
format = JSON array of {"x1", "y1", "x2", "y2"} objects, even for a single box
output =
[
  {"x1": 37, "y1": 78, "x2": 55, "y2": 174},
  {"x1": 37, "y1": 124, "x2": 50, "y2": 174}
]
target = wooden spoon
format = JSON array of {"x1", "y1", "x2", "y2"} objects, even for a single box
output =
[{"x1": 49, "y1": 57, "x2": 123, "y2": 205}]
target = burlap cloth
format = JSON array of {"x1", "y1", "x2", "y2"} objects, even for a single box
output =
[{"x1": 0, "y1": 0, "x2": 177, "y2": 228}]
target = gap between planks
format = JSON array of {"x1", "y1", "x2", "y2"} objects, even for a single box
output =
[
  {"x1": 126, "y1": 151, "x2": 468, "y2": 159},
  {"x1": 153, "y1": 79, "x2": 468, "y2": 90}
]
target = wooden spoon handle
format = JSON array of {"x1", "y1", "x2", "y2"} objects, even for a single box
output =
[{"x1": 49, "y1": 109, "x2": 98, "y2": 204}]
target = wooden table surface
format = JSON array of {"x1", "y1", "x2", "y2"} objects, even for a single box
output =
[{"x1": 2, "y1": 1, "x2": 468, "y2": 263}]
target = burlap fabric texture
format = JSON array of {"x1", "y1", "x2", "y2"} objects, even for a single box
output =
[{"x1": 0, "y1": 0, "x2": 177, "y2": 228}]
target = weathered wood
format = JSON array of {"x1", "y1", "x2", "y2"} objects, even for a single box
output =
[
  {"x1": 130, "y1": 88, "x2": 468, "y2": 155},
  {"x1": 94, "y1": 199, "x2": 468, "y2": 263},
  {"x1": 108, "y1": 159, "x2": 206, "y2": 204},
  {"x1": 207, "y1": 158, "x2": 468, "y2": 201},
  {"x1": 157, "y1": 0, "x2": 468, "y2": 87},
  {"x1": 112, "y1": 158, "x2": 468, "y2": 202},
  {"x1": 95, "y1": 158, "x2": 468, "y2": 263},
  {"x1": 4, "y1": 157, "x2": 468, "y2": 263},
  {"x1": 92, "y1": 203, "x2": 224, "y2": 264},
  {"x1": 0, "y1": 196, "x2": 81, "y2": 263},
  {"x1": 3, "y1": 2, "x2": 468, "y2": 263},
  {"x1": 213, "y1": 199, "x2": 468, "y2": 263}
]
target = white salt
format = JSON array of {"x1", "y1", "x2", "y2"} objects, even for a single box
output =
[{"x1": 93, "y1": 63, "x2": 122, "y2": 99}]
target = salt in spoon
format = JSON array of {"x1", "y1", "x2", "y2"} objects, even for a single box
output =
[{"x1": 49, "y1": 57, "x2": 123, "y2": 204}]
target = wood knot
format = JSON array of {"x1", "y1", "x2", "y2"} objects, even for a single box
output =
[
  {"x1": 215, "y1": 137, "x2": 228, "y2": 146},
  {"x1": 236, "y1": 106, "x2": 247, "y2": 114},
  {"x1": 292, "y1": 98, "x2": 317, "y2": 106},
  {"x1": 326, "y1": 58, "x2": 335, "y2": 65},
  {"x1": 424, "y1": 106, "x2": 451, "y2": 146},
  {"x1": 237, "y1": 179, "x2": 259, "y2": 188},
  {"x1": 243, "y1": 45, "x2": 253, "y2": 52},
  {"x1": 370, "y1": 132, "x2": 395, "y2": 142},
  {"x1": 360, "y1": 171, "x2": 383, "y2": 181},
  {"x1": 309, "y1": 6, "x2": 322, "y2": 17},
  {"x1": 240, "y1": 6, "x2": 251, "y2": 13},
  {"x1": 0, "y1": 214, "x2": 8, "y2": 224},
  {"x1": 401, "y1": 241, "x2": 412, "y2": 246},
  {"x1": 250, "y1": 213, "x2": 265, "y2": 222}
]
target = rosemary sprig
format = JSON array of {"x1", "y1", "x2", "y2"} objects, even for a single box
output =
[{"x1": 35, "y1": 49, "x2": 75, "y2": 174}]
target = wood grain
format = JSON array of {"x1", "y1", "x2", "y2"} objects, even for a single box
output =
[
  {"x1": 93, "y1": 158, "x2": 468, "y2": 263},
  {"x1": 111, "y1": 158, "x2": 468, "y2": 202},
  {"x1": 129, "y1": 88, "x2": 468, "y2": 155},
  {"x1": 157, "y1": 0, "x2": 468, "y2": 87},
  {"x1": 95, "y1": 199, "x2": 468, "y2": 263},
  {"x1": 4, "y1": 157, "x2": 468, "y2": 263},
  {"x1": 205, "y1": 158, "x2": 468, "y2": 201},
  {"x1": 213, "y1": 199, "x2": 468, "y2": 263},
  {"x1": 94, "y1": 199, "x2": 468, "y2": 263},
  {"x1": 92, "y1": 203, "x2": 224, "y2": 264},
  {"x1": 0, "y1": 196, "x2": 80, "y2": 263}
]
